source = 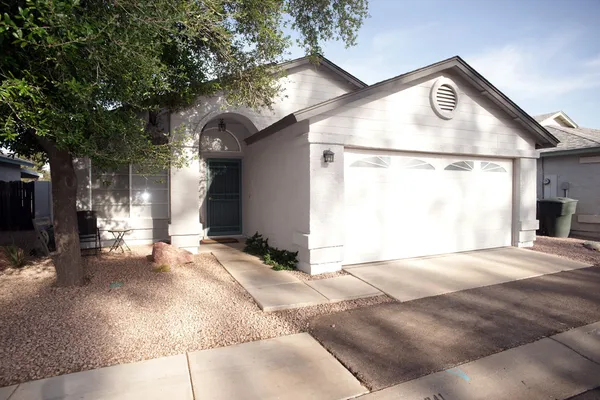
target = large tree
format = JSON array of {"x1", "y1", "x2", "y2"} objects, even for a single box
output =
[{"x1": 0, "y1": 0, "x2": 368, "y2": 285}]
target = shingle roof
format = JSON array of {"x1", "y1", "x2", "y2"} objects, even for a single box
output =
[
  {"x1": 534, "y1": 111, "x2": 560, "y2": 123},
  {"x1": 540, "y1": 125, "x2": 600, "y2": 153}
]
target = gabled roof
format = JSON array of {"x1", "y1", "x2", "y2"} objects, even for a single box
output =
[
  {"x1": 534, "y1": 111, "x2": 578, "y2": 128},
  {"x1": 539, "y1": 125, "x2": 600, "y2": 156},
  {"x1": 247, "y1": 56, "x2": 559, "y2": 148},
  {"x1": 279, "y1": 55, "x2": 367, "y2": 89},
  {"x1": 0, "y1": 154, "x2": 35, "y2": 168},
  {"x1": 534, "y1": 111, "x2": 560, "y2": 123}
]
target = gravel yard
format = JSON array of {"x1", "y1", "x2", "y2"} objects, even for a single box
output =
[
  {"x1": 531, "y1": 235, "x2": 600, "y2": 265},
  {"x1": 0, "y1": 247, "x2": 392, "y2": 387}
]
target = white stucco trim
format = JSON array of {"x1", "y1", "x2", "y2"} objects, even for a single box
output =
[{"x1": 308, "y1": 133, "x2": 540, "y2": 159}]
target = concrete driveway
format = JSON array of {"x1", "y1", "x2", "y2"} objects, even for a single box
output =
[
  {"x1": 310, "y1": 265, "x2": 600, "y2": 391},
  {"x1": 344, "y1": 247, "x2": 591, "y2": 302}
]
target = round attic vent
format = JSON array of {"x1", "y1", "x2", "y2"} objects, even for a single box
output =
[
  {"x1": 430, "y1": 78, "x2": 460, "y2": 119},
  {"x1": 436, "y1": 84, "x2": 457, "y2": 112}
]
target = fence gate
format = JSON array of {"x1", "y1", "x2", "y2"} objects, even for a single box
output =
[{"x1": 0, "y1": 181, "x2": 35, "y2": 230}]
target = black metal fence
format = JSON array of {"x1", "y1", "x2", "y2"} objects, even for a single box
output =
[{"x1": 0, "y1": 181, "x2": 35, "y2": 230}]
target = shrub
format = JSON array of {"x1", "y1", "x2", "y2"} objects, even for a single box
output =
[
  {"x1": 244, "y1": 232, "x2": 298, "y2": 271},
  {"x1": 2, "y1": 245, "x2": 26, "y2": 269},
  {"x1": 244, "y1": 232, "x2": 269, "y2": 257}
]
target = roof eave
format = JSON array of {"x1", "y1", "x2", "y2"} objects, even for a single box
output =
[
  {"x1": 451, "y1": 57, "x2": 559, "y2": 149},
  {"x1": 0, "y1": 156, "x2": 35, "y2": 167},
  {"x1": 278, "y1": 55, "x2": 367, "y2": 89},
  {"x1": 540, "y1": 146, "x2": 600, "y2": 157}
]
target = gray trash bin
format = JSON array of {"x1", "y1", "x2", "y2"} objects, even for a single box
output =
[{"x1": 537, "y1": 197, "x2": 578, "y2": 238}]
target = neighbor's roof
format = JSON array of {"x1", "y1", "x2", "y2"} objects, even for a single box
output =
[
  {"x1": 534, "y1": 111, "x2": 560, "y2": 123},
  {"x1": 534, "y1": 110, "x2": 578, "y2": 128},
  {"x1": 21, "y1": 168, "x2": 42, "y2": 179},
  {"x1": 246, "y1": 56, "x2": 558, "y2": 148},
  {"x1": 0, "y1": 154, "x2": 35, "y2": 168},
  {"x1": 539, "y1": 125, "x2": 600, "y2": 155}
]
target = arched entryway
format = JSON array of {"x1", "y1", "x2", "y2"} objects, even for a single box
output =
[{"x1": 199, "y1": 113, "x2": 257, "y2": 237}]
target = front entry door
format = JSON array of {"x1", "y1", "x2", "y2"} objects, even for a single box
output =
[{"x1": 207, "y1": 159, "x2": 241, "y2": 235}]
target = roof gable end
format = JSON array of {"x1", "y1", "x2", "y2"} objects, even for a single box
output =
[
  {"x1": 247, "y1": 57, "x2": 558, "y2": 148},
  {"x1": 278, "y1": 55, "x2": 367, "y2": 90},
  {"x1": 535, "y1": 111, "x2": 578, "y2": 129}
]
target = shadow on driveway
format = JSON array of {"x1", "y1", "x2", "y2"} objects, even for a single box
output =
[{"x1": 309, "y1": 266, "x2": 600, "y2": 391}]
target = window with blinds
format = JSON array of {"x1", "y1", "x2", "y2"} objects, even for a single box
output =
[{"x1": 90, "y1": 164, "x2": 168, "y2": 219}]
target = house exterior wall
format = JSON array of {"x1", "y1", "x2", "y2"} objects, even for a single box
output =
[
  {"x1": 243, "y1": 122, "x2": 311, "y2": 269},
  {"x1": 74, "y1": 158, "x2": 170, "y2": 247},
  {"x1": 168, "y1": 62, "x2": 358, "y2": 252},
  {"x1": 0, "y1": 163, "x2": 21, "y2": 181},
  {"x1": 304, "y1": 70, "x2": 540, "y2": 270},
  {"x1": 537, "y1": 153, "x2": 600, "y2": 238},
  {"x1": 309, "y1": 71, "x2": 538, "y2": 159}
]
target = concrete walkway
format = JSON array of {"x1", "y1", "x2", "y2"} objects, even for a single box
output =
[
  {"x1": 345, "y1": 247, "x2": 591, "y2": 302},
  {"x1": 359, "y1": 322, "x2": 600, "y2": 400},
  {"x1": 206, "y1": 243, "x2": 382, "y2": 311},
  {"x1": 2, "y1": 333, "x2": 367, "y2": 400}
]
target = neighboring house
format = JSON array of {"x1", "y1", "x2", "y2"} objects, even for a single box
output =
[
  {"x1": 535, "y1": 111, "x2": 600, "y2": 239},
  {"x1": 0, "y1": 154, "x2": 42, "y2": 181},
  {"x1": 74, "y1": 55, "x2": 558, "y2": 274}
]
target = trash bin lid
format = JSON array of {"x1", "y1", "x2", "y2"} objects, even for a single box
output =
[{"x1": 537, "y1": 197, "x2": 578, "y2": 204}]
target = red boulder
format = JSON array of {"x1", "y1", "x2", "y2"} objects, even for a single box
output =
[{"x1": 151, "y1": 242, "x2": 194, "y2": 267}]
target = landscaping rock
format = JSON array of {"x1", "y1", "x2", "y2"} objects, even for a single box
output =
[
  {"x1": 583, "y1": 241, "x2": 600, "y2": 252},
  {"x1": 151, "y1": 242, "x2": 194, "y2": 266}
]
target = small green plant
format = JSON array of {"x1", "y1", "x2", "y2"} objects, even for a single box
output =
[
  {"x1": 153, "y1": 264, "x2": 171, "y2": 273},
  {"x1": 244, "y1": 232, "x2": 269, "y2": 257},
  {"x1": 2, "y1": 245, "x2": 26, "y2": 269},
  {"x1": 244, "y1": 232, "x2": 298, "y2": 271}
]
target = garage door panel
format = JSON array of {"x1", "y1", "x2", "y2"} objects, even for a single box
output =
[{"x1": 344, "y1": 150, "x2": 513, "y2": 265}]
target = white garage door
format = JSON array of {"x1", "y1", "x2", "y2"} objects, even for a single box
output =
[{"x1": 344, "y1": 150, "x2": 513, "y2": 265}]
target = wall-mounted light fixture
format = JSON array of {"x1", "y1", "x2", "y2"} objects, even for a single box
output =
[
  {"x1": 323, "y1": 149, "x2": 335, "y2": 163},
  {"x1": 218, "y1": 118, "x2": 227, "y2": 132}
]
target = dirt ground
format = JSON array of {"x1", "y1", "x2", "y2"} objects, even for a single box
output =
[{"x1": 0, "y1": 247, "x2": 392, "y2": 387}]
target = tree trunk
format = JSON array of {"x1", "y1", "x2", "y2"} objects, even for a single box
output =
[{"x1": 40, "y1": 139, "x2": 84, "y2": 286}]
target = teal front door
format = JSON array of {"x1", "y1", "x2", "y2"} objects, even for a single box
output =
[{"x1": 207, "y1": 159, "x2": 241, "y2": 235}]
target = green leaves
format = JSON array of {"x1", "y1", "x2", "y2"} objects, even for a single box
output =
[{"x1": 0, "y1": 0, "x2": 368, "y2": 170}]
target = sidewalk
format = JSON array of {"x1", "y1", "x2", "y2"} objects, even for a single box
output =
[
  {"x1": 2, "y1": 323, "x2": 599, "y2": 399},
  {"x1": 359, "y1": 321, "x2": 600, "y2": 400},
  {"x1": 207, "y1": 243, "x2": 382, "y2": 311},
  {"x1": 1, "y1": 333, "x2": 366, "y2": 400}
]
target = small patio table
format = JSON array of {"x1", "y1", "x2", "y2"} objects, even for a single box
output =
[{"x1": 108, "y1": 229, "x2": 132, "y2": 253}]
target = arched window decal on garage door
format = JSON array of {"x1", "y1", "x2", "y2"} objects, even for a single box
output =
[
  {"x1": 350, "y1": 156, "x2": 391, "y2": 168},
  {"x1": 481, "y1": 162, "x2": 507, "y2": 172},
  {"x1": 397, "y1": 158, "x2": 435, "y2": 170},
  {"x1": 444, "y1": 160, "x2": 474, "y2": 171}
]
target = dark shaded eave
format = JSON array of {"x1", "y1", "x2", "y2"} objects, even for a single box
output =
[
  {"x1": 21, "y1": 168, "x2": 42, "y2": 179},
  {"x1": 246, "y1": 56, "x2": 559, "y2": 149},
  {"x1": 540, "y1": 146, "x2": 600, "y2": 157}
]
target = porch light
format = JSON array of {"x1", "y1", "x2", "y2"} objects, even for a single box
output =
[
  {"x1": 323, "y1": 149, "x2": 335, "y2": 163},
  {"x1": 218, "y1": 118, "x2": 227, "y2": 132}
]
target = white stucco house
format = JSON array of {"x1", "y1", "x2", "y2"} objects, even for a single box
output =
[
  {"x1": 535, "y1": 111, "x2": 600, "y2": 238},
  {"x1": 74, "y1": 55, "x2": 559, "y2": 274}
]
